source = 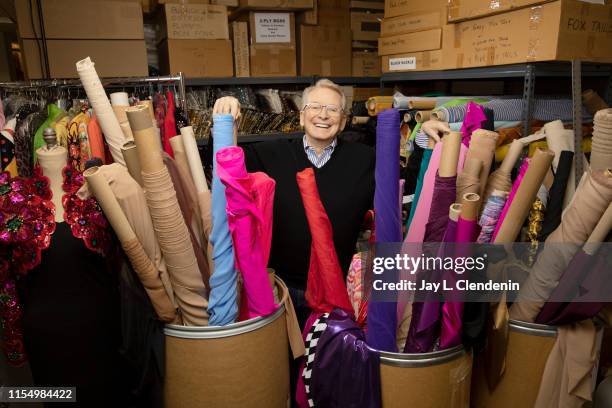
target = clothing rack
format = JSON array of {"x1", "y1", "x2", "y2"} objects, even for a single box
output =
[{"x1": 0, "y1": 73, "x2": 188, "y2": 111}]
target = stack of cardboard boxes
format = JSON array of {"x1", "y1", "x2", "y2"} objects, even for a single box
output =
[
  {"x1": 378, "y1": 0, "x2": 447, "y2": 73},
  {"x1": 15, "y1": 0, "x2": 148, "y2": 79},
  {"x1": 350, "y1": 1, "x2": 383, "y2": 76}
]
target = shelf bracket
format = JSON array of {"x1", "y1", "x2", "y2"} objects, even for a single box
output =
[
  {"x1": 605, "y1": 69, "x2": 612, "y2": 106},
  {"x1": 572, "y1": 60, "x2": 583, "y2": 188},
  {"x1": 522, "y1": 64, "x2": 535, "y2": 139}
]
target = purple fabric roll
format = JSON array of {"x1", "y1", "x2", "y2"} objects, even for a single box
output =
[
  {"x1": 404, "y1": 219, "x2": 457, "y2": 353},
  {"x1": 538, "y1": 250, "x2": 609, "y2": 325},
  {"x1": 439, "y1": 217, "x2": 480, "y2": 350},
  {"x1": 424, "y1": 173, "x2": 457, "y2": 243},
  {"x1": 367, "y1": 108, "x2": 401, "y2": 352},
  {"x1": 311, "y1": 308, "x2": 381, "y2": 408}
]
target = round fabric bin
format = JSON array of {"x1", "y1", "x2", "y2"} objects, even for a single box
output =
[
  {"x1": 471, "y1": 319, "x2": 557, "y2": 408},
  {"x1": 379, "y1": 345, "x2": 473, "y2": 408},
  {"x1": 164, "y1": 277, "x2": 289, "y2": 408}
]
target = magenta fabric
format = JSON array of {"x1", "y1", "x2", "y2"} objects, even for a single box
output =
[
  {"x1": 216, "y1": 146, "x2": 278, "y2": 319},
  {"x1": 491, "y1": 157, "x2": 530, "y2": 241},
  {"x1": 460, "y1": 102, "x2": 487, "y2": 146},
  {"x1": 439, "y1": 217, "x2": 480, "y2": 350},
  {"x1": 163, "y1": 91, "x2": 177, "y2": 158},
  {"x1": 424, "y1": 173, "x2": 457, "y2": 242},
  {"x1": 405, "y1": 142, "x2": 468, "y2": 243}
]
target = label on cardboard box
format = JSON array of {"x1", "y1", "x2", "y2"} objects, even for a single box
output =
[
  {"x1": 254, "y1": 13, "x2": 292, "y2": 42},
  {"x1": 165, "y1": 4, "x2": 229, "y2": 40},
  {"x1": 388, "y1": 56, "x2": 416, "y2": 70}
]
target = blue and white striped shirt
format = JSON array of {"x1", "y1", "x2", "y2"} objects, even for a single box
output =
[{"x1": 303, "y1": 136, "x2": 337, "y2": 168}]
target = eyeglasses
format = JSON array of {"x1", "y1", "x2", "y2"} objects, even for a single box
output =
[{"x1": 302, "y1": 102, "x2": 344, "y2": 117}]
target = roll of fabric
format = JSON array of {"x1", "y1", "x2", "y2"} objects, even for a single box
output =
[
  {"x1": 456, "y1": 158, "x2": 482, "y2": 202},
  {"x1": 483, "y1": 139, "x2": 522, "y2": 203},
  {"x1": 76, "y1": 57, "x2": 126, "y2": 165},
  {"x1": 163, "y1": 90, "x2": 177, "y2": 158},
  {"x1": 493, "y1": 148, "x2": 555, "y2": 243},
  {"x1": 592, "y1": 108, "x2": 612, "y2": 171},
  {"x1": 406, "y1": 148, "x2": 433, "y2": 232},
  {"x1": 368, "y1": 108, "x2": 401, "y2": 353},
  {"x1": 415, "y1": 110, "x2": 432, "y2": 123},
  {"x1": 127, "y1": 105, "x2": 208, "y2": 326},
  {"x1": 544, "y1": 120, "x2": 576, "y2": 206},
  {"x1": 491, "y1": 157, "x2": 530, "y2": 241},
  {"x1": 367, "y1": 96, "x2": 394, "y2": 116},
  {"x1": 424, "y1": 174, "x2": 457, "y2": 242},
  {"x1": 539, "y1": 150, "x2": 574, "y2": 241},
  {"x1": 216, "y1": 146, "x2": 277, "y2": 319},
  {"x1": 87, "y1": 113, "x2": 106, "y2": 163},
  {"x1": 460, "y1": 102, "x2": 487, "y2": 145},
  {"x1": 477, "y1": 190, "x2": 508, "y2": 243},
  {"x1": 121, "y1": 141, "x2": 143, "y2": 186},
  {"x1": 510, "y1": 169, "x2": 612, "y2": 322},
  {"x1": 465, "y1": 129, "x2": 499, "y2": 199},
  {"x1": 582, "y1": 89, "x2": 609, "y2": 115},
  {"x1": 208, "y1": 114, "x2": 239, "y2": 326}
]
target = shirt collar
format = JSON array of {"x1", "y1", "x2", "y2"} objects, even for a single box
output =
[{"x1": 303, "y1": 135, "x2": 337, "y2": 153}]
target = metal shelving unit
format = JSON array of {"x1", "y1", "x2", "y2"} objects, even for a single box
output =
[
  {"x1": 196, "y1": 131, "x2": 303, "y2": 146},
  {"x1": 186, "y1": 76, "x2": 315, "y2": 86}
]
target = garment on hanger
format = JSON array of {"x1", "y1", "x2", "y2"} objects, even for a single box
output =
[
  {"x1": 1, "y1": 118, "x2": 17, "y2": 176},
  {"x1": 163, "y1": 90, "x2": 177, "y2": 158}
]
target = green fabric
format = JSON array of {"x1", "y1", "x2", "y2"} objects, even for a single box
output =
[
  {"x1": 406, "y1": 148, "x2": 433, "y2": 234},
  {"x1": 33, "y1": 104, "x2": 63, "y2": 164}
]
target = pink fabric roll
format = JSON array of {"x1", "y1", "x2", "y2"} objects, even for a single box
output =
[
  {"x1": 491, "y1": 157, "x2": 530, "y2": 241},
  {"x1": 405, "y1": 142, "x2": 468, "y2": 243},
  {"x1": 216, "y1": 146, "x2": 277, "y2": 319}
]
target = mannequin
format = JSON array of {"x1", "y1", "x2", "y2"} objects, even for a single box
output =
[{"x1": 17, "y1": 128, "x2": 128, "y2": 407}]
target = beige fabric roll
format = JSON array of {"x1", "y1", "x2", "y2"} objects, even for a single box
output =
[
  {"x1": 466, "y1": 129, "x2": 499, "y2": 199},
  {"x1": 169, "y1": 136, "x2": 196, "y2": 189},
  {"x1": 543, "y1": 120, "x2": 576, "y2": 207},
  {"x1": 534, "y1": 320, "x2": 601, "y2": 408},
  {"x1": 121, "y1": 141, "x2": 143, "y2": 186},
  {"x1": 75, "y1": 57, "x2": 126, "y2": 165},
  {"x1": 582, "y1": 89, "x2": 609, "y2": 115},
  {"x1": 592, "y1": 109, "x2": 612, "y2": 171},
  {"x1": 456, "y1": 158, "x2": 482, "y2": 202},
  {"x1": 113, "y1": 105, "x2": 134, "y2": 141},
  {"x1": 483, "y1": 139, "x2": 522, "y2": 203},
  {"x1": 396, "y1": 302, "x2": 413, "y2": 352},
  {"x1": 510, "y1": 169, "x2": 612, "y2": 322},
  {"x1": 128, "y1": 106, "x2": 208, "y2": 326}
]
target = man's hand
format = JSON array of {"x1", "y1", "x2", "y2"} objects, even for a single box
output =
[
  {"x1": 213, "y1": 96, "x2": 241, "y2": 122},
  {"x1": 421, "y1": 120, "x2": 451, "y2": 144}
]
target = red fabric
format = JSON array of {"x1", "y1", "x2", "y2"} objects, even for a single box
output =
[
  {"x1": 87, "y1": 114, "x2": 106, "y2": 164},
  {"x1": 296, "y1": 168, "x2": 353, "y2": 316},
  {"x1": 163, "y1": 91, "x2": 177, "y2": 158}
]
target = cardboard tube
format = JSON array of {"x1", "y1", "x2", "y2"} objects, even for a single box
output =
[
  {"x1": 467, "y1": 129, "x2": 499, "y2": 199},
  {"x1": 582, "y1": 89, "x2": 609, "y2": 115},
  {"x1": 584, "y1": 202, "x2": 612, "y2": 255},
  {"x1": 415, "y1": 110, "x2": 432, "y2": 123},
  {"x1": 408, "y1": 99, "x2": 436, "y2": 110},
  {"x1": 110, "y1": 91, "x2": 129, "y2": 106},
  {"x1": 403, "y1": 113, "x2": 412, "y2": 123},
  {"x1": 449, "y1": 203, "x2": 462, "y2": 222},
  {"x1": 500, "y1": 140, "x2": 524, "y2": 174},
  {"x1": 352, "y1": 116, "x2": 370, "y2": 125},
  {"x1": 137, "y1": 100, "x2": 156, "y2": 127},
  {"x1": 113, "y1": 105, "x2": 134, "y2": 141},
  {"x1": 84, "y1": 166, "x2": 135, "y2": 242},
  {"x1": 494, "y1": 148, "x2": 555, "y2": 243},
  {"x1": 180, "y1": 126, "x2": 209, "y2": 194},
  {"x1": 439, "y1": 132, "x2": 461, "y2": 177},
  {"x1": 127, "y1": 106, "x2": 163, "y2": 174},
  {"x1": 431, "y1": 111, "x2": 445, "y2": 121},
  {"x1": 75, "y1": 57, "x2": 125, "y2": 165},
  {"x1": 121, "y1": 141, "x2": 143, "y2": 187},
  {"x1": 367, "y1": 96, "x2": 394, "y2": 116},
  {"x1": 456, "y1": 158, "x2": 483, "y2": 202},
  {"x1": 460, "y1": 193, "x2": 480, "y2": 221},
  {"x1": 169, "y1": 136, "x2": 195, "y2": 188}
]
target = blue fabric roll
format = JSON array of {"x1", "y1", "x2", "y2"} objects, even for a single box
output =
[
  {"x1": 367, "y1": 108, "x2": 400, "y2": 352},
  {"x1": 208, "y1": 114, "x2": 239, "y2": 326}
]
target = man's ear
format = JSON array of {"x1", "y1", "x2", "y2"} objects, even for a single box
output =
[
  {"x1": 339, "y1": 114, "x2": 347, "y2": 131},
  {"x1": 300, "y1": 110, "x2": 305, "y2": 127}
]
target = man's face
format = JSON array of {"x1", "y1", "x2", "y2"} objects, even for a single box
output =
[{"x1": 300, "y1": 87, "x2": 347, "y2": 143}]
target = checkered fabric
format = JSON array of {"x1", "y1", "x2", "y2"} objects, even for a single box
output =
[{"x1": 302, "y1": 313, "x2": 330, "y2": 407}]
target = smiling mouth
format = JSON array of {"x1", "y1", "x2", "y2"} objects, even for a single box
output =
[{"x1": 314, "y1": 124, "x2": 331, "y2": 128}]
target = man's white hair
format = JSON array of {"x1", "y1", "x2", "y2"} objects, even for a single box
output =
[{"x1": 302, "y1": 78, "x2": 347, "y2": 112}]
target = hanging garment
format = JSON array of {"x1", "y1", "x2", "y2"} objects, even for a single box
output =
[
  {"x1": 1, "y1": 118, "x2": 17, "y2": 176},
  {"x1": 216, "y1": 146, "x2": 277, "y2": 319},
  {"x1": 164, "y1": 90, "x2": 177, "y2": 158},
  {"x1": 67, "y1": 112, "x2": 92, "y2": 172},
  {"x1": 0, "y1": 96, "x2": 5, "y2": 130},
  {"x1": 539, "y1": 150, "x2": 574, "y2": 241},
  {"x1": 310, "y1": 308, "x2": 382, "y2": 408},
  {"x1": 32, "y1": 104, "x2": 63, "y2": 163},
  {"x1": 368, "y1": 108, "x2": 401, "y2": 353},
  {"x1": 460, "y1": 102, "x2": 488, "y2": 146},
  {"x1": 15, "y1": 111, "x2": 46, "y2": 178},
  {"x1": 406, "y1": 148, "x2": 433, "y2": 231},
  {"x1": 208, "y1": 114, "x2": 239, "y2": 326}
]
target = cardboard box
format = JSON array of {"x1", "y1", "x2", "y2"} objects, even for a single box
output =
[
  {"x1": 161, "y1": 3, "x2": 229, "y2": 40},
  {"x1": 298, "y1": 22, "x2": 352, "y2": 75},
  {"x1": 318, "y1": 0, "x2": 350, "y2": 24},
  {"x1": 211, "y1": 0, "x2": 239, "y2": 5},
  {"x1": 300, "y1": 0, "x2": 318, "y2": 24},
  {"x1": 378, "y1": 28, "x2": 441, "y2": 55},
  {"x1": 22, "y1": 39, "x2": 148, "y2": 79},
  {"x1": 447, "y1": 0, "x2": 554, "y2": 22},
  {"x1": 445, "y1": 0, "x2": 612, "y2": 69},
  {"x1": 237, "y1": 0, "x2": 313, "y2": 10},
  {"x1": 380, "y1": 10, "x2": 445, "y2": 37},
  {"x1": 351, "y1": 11, "x2": 383, "y2": 41},
  {"x1": 350, "y1": 1, "x2": 385, "y2": 11},
  {"x1": 352, "y1": 51, "x2": 381, "y2": 75},
  {"x1": 353, "y1": 87, "x2": 392, "y2": 101},
  {"x1": 16, "y1": 0, "x2": 144, "y2": 40},
  {"x1": 159, "y1": 39, "x2": 233, "y2": 76},
  {"x1": 384, "y1": 0, "x2": 448, "y2": 18},
  {"x1": 232, "y1": 21, "x2": 250, "y2": 76},
  {"x1": 250, "y1": 45, "x2": 297, "y2": 76},
  {"x1": 159, "y1": 0, "x2": 209, "y2": 3},
  {"x1": 382, "y1": 49, "x2": 445, "y2": 72},
  {"x1": 353, "y1": 40, "x2": 379, "y2": 50}
]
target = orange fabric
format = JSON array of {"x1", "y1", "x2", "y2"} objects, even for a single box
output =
[{"x1": 87, "y1": 113, "x2": 106, "y2": 164}]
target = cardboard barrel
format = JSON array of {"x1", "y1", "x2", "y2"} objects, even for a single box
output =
[
  {"x1": 379, "y1": 345, "x2": 473, "y2": 408},
  {"x1": 471, "y1": 320, "x2": 558, "y2": 408},
  {"x1": 164, "y1": 277, "x2": 289, "y2": 408}
]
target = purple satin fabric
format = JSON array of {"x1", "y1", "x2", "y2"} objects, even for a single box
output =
[
  {"x1": 460, "y1": 102, "x2": 487, "y2": 146},
  {"x1": 539, "y1": 250, "x2": 609, "y2": 326},
  {"x1": 217, "y1": 147, "x2": 278, "y2": 319},
  {"x1": 424, "y1": 173, "x2": 457, "y2": 243},
  {"x1": 439, "y1": 217, "x2": 479, "y2": 350},
  {"x1": 368, "y1": 108, "x2": 401, "y2": 353},
  {"x1": 404, "y1": 219, "x2": 457, "y2": 353},
  {"x1": 311, "y1": 309, "x2": 381, "y2": 408}
]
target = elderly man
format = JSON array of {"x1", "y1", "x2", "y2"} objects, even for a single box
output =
[{"x1": 214, "y1": 79, "x2": 375, "y2": 324}]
